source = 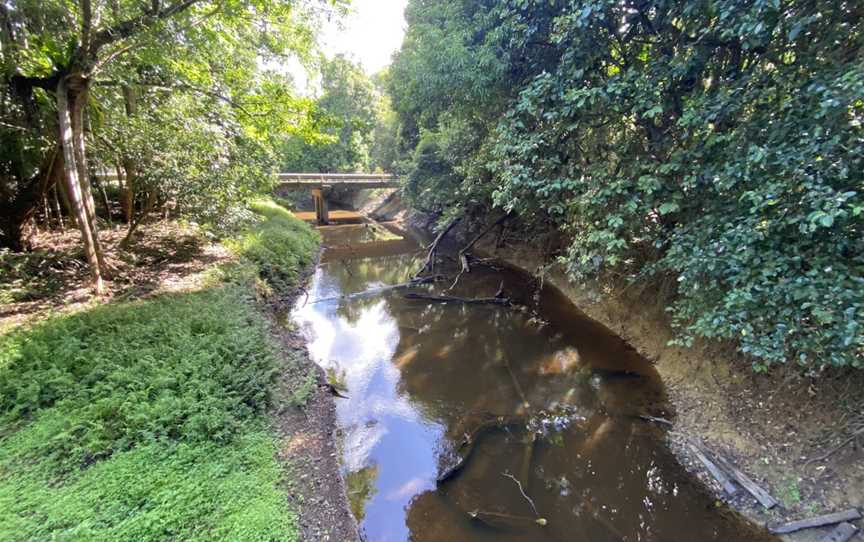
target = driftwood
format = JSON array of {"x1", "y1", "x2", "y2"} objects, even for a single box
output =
[
  {"x1": 404, "y1": 292, "x2": 512, "y2": 306},
  {"x1": 690, "y1": 443, "x2": 738, "y2": 495},
  {"x1": 467, "y1": 510, "x2": 547, "y2": 529},
  {"x1": 819, "y1": 523, "x2": 858, "y2": 542},
  {"x1": 638, "y1": 415, "x2": 673, "y2": 426},
  {"x1": 415, "y1": 217, "x2": 460, "y2": 278},
  {"x1": 709, "y1": 449, "x2": 778, "y2": 509},
  {"x1": 768, "y1": 508, "x2": 862, "y2": 535},
  {"x1": 311, "y1": 276, "x2": 439, "y2": 304}
]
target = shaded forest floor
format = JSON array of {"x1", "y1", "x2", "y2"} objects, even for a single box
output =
[
  {"x1": 0, "y1": 222, "x2": 231, "y2": 332},
  {"x1": 0, "y1": 205, "x2": 357, "y2": 541}
]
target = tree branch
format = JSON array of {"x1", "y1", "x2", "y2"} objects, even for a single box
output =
[{"x1": 91, "y1": 0, "x2": 204, "y2": 51}]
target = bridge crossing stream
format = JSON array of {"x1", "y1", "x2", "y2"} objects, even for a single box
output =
[{"x1": 291, "y1": 220, "x2": 776, "y2": 541}]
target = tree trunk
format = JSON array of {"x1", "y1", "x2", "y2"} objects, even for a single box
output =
[
  {"x1": 121, "y1": 85, "x2": 137, "y2": 223},
  {"x1": 58, "y1": 75, "x2": 104, "y2": 293},
  {"x1": 0, "y1": 148, "x2": 61, "y2": 251},
  {"x1": 70, "y1": 80, "x2": 108, "y2": 272}
]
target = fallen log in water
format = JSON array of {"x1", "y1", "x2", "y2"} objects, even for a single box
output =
[
  {"x1": 404, "y1": 292, "x2": 512, "y2": 306},
  {"x1": 768, "y1": 508, "x2": 861, "y2": 535},
  {"x1": 438, "y1": 415, "x2": 527, "y2": 484},
  {"x1": 311, "y1": 276, "x2": 440, "y2": 304}
]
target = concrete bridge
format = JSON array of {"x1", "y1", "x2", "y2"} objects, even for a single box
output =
[{"x1": 277, "y1": 173, "x2": 400, "y2": 224}]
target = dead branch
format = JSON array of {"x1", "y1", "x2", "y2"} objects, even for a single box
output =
[
  {"x1": 805, "y1": 428, "x2": 864, "y2": 465},
  {"x1": 311, "y1": 276, "x2": 440, "y2": 304},
  {"x1": 467, "y1": 510, "x2": 547, "y2": 528},
  {"x1": 404, "y1": 293, "x2": 512, "y2": 306},
  {"x1": 502, "y1": 472, "x2": 541, "y2": 518},
  {"x1": 414, "y1": 217, "x2": 460, "y2": 278}
]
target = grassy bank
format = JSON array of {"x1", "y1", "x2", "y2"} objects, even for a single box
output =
[{"x1": 0, "y1": 201, "x2": 319, "y2": 541}]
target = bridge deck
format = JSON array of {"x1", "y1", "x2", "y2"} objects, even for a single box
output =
[{"x1": 276, "y1": 173, "x2": 400, "y2": 190}]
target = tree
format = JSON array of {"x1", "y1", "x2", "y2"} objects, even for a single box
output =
[
  {"x1": 390, "y1": 0, "x2": 864, "y2": 370},
  {"x1": 1, "y1": 0, "x2": 334, "y2": 292}
]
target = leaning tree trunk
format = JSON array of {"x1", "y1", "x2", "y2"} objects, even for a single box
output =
[
  {"x1": 57, "y1": 75, "x2": 104, "y2": 293},
  {"x1": 70, "y1": 81, "x2": 108, "y2": 272}
]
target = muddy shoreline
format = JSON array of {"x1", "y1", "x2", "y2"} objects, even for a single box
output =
[{"x1": 264, "y1": 256, "x2": 361, "y2": 542}]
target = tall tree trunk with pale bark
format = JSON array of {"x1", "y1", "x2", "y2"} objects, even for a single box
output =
[{"x1": 58, "y1": 75, "x2": 104, "y2": 293}]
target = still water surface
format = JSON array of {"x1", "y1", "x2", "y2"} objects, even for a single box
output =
[{"x1": 292, "y1": 222, "x2": 774, "y2": 542}]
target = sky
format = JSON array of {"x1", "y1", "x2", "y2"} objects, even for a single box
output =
[
  {"x1": 288, "y1": 0, "x2": 408, "y2": 93},
  {"x1": 320, "y1": 0, "x2": 409, "y2": 74}
]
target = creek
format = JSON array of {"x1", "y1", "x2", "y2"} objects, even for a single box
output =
[{"x1": 291, "y1": 220, "x2": 775, "y2": 542}]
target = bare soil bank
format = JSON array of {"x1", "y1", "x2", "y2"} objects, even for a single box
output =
[
  {"x1": 403, "y1": 210, "x2": 862, "y2": 541},
  {"x1": 265, "y1": 262, "x2": 361, "y2": 542},
  {"x1": 481, "y1": 240, "x2": 863, "y2": 540}
]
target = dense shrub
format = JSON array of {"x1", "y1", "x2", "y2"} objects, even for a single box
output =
[{"x1": 391, "y1": 0, "x2": 864, "y2": 370}]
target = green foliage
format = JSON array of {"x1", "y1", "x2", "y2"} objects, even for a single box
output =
[
  {"x1": 0, "y1": 431, "x2": 296, "y2": 541},
  {"x1": 0, "y1": 199, "x2": 321, "y2": 540},
  {"x1": 391, "y1": 0, "x2": 864, "y2": 370},
  {"x1": 280, "y1": 55, "x2": 397, "y2": 173},
  {"x1": 0, "y1": 286, "x2": 297, "y2": 540},
  {"x1": 228, "y1": 199, "x2": 320, "y2": 292}
]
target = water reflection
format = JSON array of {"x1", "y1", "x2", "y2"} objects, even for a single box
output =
[{"x1": 291, "y1": 223, "x2": 775, "y2": 542}]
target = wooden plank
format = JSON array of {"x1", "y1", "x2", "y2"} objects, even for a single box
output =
[
  {"x1": 709, "y1": 450, "x2": 778, "y2": 509},
  {"x1": 689, "y1": 443, "x2": 738, "y2": 495},
  {"x1": 818, "y1": 523, "x2": 858, "y2": 542},
  {"x1": 768, "y1": 509, "x2": 861, "y2": 535}
]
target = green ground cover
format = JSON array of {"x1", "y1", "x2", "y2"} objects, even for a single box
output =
[{"x1": 0, "y1": 201, "x2": 319, "y2": 541}]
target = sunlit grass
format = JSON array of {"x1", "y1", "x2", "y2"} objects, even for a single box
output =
[{"x1": 0, "y1": 199, "x2": 319, "y2": 540}]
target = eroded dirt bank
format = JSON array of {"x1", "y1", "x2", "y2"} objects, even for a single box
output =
[
  {"x1": 479, "y1": 240, "x2": 863, "y2": 540},
  {"x1": 265, "y1": 262, "x2": 360, "y2": 542},
  {"x1": 402, "y1": 211, "x2": 863, "y2": 541}
]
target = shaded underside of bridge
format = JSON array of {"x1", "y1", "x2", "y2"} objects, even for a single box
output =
[{"x1": 277, "y1": 173, "x2": 400, "y2": 224}]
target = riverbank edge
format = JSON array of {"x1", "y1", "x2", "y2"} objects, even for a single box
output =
[
  {"x1": 473, "y1": 243, "x2": 860, "y2": 542},
  {"x1": 261, "y1": 252, "x2": 361, "y2": 542},
  {"x1": 402, "y1": 210, "x2": 861, "y2": 542}
]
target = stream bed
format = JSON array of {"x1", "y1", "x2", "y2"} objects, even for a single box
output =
[{"x1": 291, "y1": 221, "x2": 775, "y2": 542}]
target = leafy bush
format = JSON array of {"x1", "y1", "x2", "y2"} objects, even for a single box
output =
[
  {"x1": 227, "y1": 199, "x2": 320, "y2": 292},
  {"x1": 391, "y1": 0, "x2": 864, "y2": 370}
]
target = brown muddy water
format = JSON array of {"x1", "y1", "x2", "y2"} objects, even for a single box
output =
[{"x1": 291, "y1": 221, "x2": 775, "y2": 542}]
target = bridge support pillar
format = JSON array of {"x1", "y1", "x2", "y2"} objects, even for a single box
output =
[{"x1": 312, "y1": 188, "x2": 328, "y2": 225}]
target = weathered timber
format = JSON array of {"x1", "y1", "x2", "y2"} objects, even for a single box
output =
[
  {"x1": 710, "y1": 449, "x2": 778, "y2": 508},
  {"x1": 414, "y1": 217, "x2": 460, "y2": 278},
  {"x1": 638, "y1": 415, "x2": 673, "y2": 426},
  {"x1": 311, "y1": 276, "x2": 439, "y2": 304},
  {"x1": 818, "y1": 523, "x2": 858, "y2": 542},
  {"x1": 768, "y1": 509, "x2": 862, "y2": 535},
  {"x1": 404, "y1": 292, "x2": 512, "y2": 305},
  {"x1": 690, "y1": 443, "x2": 739, "y2": 495}
]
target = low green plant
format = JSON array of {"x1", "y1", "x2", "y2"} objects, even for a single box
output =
[
  {"x1": 0, "y1": 200, "x2": 321, "y2": 540},
  {"x1": 226, "y1": 199, "x2": 320, "y2": 293}
]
